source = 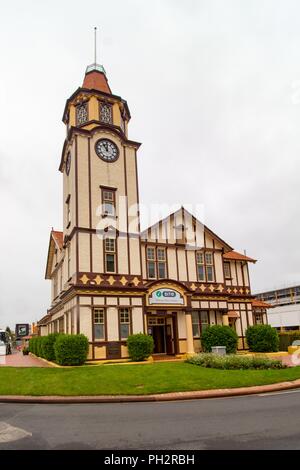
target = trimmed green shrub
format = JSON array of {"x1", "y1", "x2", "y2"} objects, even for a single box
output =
[
  {"x1": 279, "y1": 331, "x2": 300, "y2": 351},
  {"x1": 187, "y1": 353, "x2": 286, "y2": 369},
  {"x1": 246, "y1": 325, "x2": 279, "y2": 352},
  {"x1": 127, "y1": 334, "x2": 154, "y2": 361},
  {"x1": 201, "y1": 325, "x2": 238, "y2": 354},
  {"x1": 41, "y1": 333, "x2": 61, "y2": 361},
  {"x1": 36, "y1": 336, "x2": 44, "y2": 357},
  {"x1": 54, "y1": 334, "x2": 89, "y2": 366},
  {"x1": 29, "y1": 337, "x2": 38, "y2": 355}
]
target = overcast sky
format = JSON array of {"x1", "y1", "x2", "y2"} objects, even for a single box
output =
[{"x1": 0, "y1": 0, "x2": 300, "y2": 329}]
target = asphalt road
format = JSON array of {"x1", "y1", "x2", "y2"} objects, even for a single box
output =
[{"x1": 1, "y1": 390, "x2": 300, "y2": 450}]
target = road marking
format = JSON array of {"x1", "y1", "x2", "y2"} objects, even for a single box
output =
[
  {"x1": 258, "y1": 389, "x2": 300, "y2": 397},
  {"x1": 0, "y1": 422, "x2": 32, "y2": 443}
]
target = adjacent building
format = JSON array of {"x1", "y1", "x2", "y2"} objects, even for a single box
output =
[
  {"x1": 256, "y1": 285, "x2": 300, "y2": 330},
  {"x1": 38, "y1": 60, "x2": 263, "y2": 359}
]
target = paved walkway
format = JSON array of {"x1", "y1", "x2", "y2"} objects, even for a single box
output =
[{"x1": 0, "y1": 352, "x2": 51, "y2": 367}]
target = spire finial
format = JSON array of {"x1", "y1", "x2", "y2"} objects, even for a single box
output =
[{"x1": 94, "y1": 26, "x2": 97, "y2": 65}]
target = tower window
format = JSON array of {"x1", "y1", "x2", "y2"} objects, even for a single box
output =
[
  {"x1": 66, "y1": 195, "x2": 71, "y2": 228},
  {"x1": 101, "y1": 188, "x2": 116, "y2": 216},
  {"x1": 99, "y1": 102, "x2": 113, "y2": 124},
  {"x1": 105, "y1": 237, "x2": 116, "y2": 273},
  {"x1": 76, "y1": 102, "x2": 88, "y2": 126}
]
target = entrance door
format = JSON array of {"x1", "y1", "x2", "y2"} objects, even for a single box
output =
[
  {"x1": 166, "y1": 324, "x2": 173, "y2": 354},
  {"x1": 152, "y1": 325, "x2": 166, "y2": 353}
]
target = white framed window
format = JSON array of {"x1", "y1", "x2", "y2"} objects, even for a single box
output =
[
  {"x1": 120, "y1": 308, "x2": 130, "y2": 339},
  {"x1": 94, "y1": 308, "x2": 105, "y2": 340},
  {"x1": 196, "y1": 252, "x2": 205, "y2": 281},
  {"x1": 224, "y1": 261, "x2": 231, "y2": 279},
  {"x1": 105, "y1": 237, "x2": 116, "y2": 273},
  {"x1": 157, "y1": 248, "x2": 166, "y2": 279}
]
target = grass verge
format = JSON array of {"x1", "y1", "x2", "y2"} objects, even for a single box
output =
[{"x1": 1, "y1": 362, "x2": 300, "y2": 396}]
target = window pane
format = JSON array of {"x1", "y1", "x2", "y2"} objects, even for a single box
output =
[
  {"x1": 224, "y1": 262, "x2": 231, "y2": 279},
  {"x1": 103, "y1": 190, "x2": 114, "y2": 201},
  {"x1": 196, "y1": 252, "x2": 203, "y2": 264},
  {"x1": 206, "y1": 266, "x2": 214, "y2": 282},
  {"x1": 94, "y1": 324, "x2": 104, "y2": 340},
  {"x1": 147, "y1": 247, "x2": 155, "y2": 260},
  {"x1": 106, "y1": 254, "x2": 115, "y2": 272},
  {"x1": 157, "y1": 248, "x2": 165, "y2": 261},
  {"x1": 200, "y1": 311, "x2": 209, "y2": 324},
  {"x1": 158, "y1": 262, "x2": 166, "y2": 279},
  {"x1": 120, "y1": 324, "x2": 129, "y2": 339},
  {"x1": 105, "y1": 238, "x2": 115, "y2": 252},
  {"x1": 94, "y1": 309, "x2": 104, "y2": 324},
  {"x1": 147, "y1": 261, "x2": 156, "y2": 278},
  {"x1": 192, "y1": 324, "x2": 200, "y2": 337},
  {"x1": 205, "y1": 252, "x2": 213, "y2": 265},
  {"x1": 197, "y1": 264, "x2": 205, "y2": 281},
  {"x1": 192, "y1": 311, "x2": 199, "y2": 323},
  {"x1": 120, "y1": 309, "x2": 129, "y2": 323},
  {"x1": 103, "y1": 202, "x2": 114, "y2": 215}
]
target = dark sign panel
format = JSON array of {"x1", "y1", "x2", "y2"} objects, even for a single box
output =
[{"x1": 15, "y1": 324, "x2": 29, "y2": 337}]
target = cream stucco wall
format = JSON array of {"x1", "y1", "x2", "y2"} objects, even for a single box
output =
[{"x1": 107, "y1": 307, "x2": 119, "y2": 341}]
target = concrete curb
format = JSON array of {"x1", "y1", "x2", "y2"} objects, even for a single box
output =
[{"x1": 1, "y1": 378, "x2": 300, "y2": 404}]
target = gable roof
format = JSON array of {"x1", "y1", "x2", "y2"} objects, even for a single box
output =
[
  {"x1": 45, "y1": 230, "x2": 63, "y2": 280},
  {"x1": 141, "y1": 207, "x2": 233, "y2": 252},
  {"x1": 223, "y1": 250, "x2": 256, "y2": 263}
]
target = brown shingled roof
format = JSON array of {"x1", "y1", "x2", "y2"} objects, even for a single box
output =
[
  {"x1": 223, "y1": 250, "x2": 256, "y2": 263},
  {"x1": 252, "y1": 299, "x2": 273, "y2": 309},
  {"x1": 83, "y1": 70, "x2": 111, "y2": 94}
]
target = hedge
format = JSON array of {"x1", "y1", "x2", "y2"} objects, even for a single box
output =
[
  {"x1": 127, "y1": 333, "x2": 154, "y2": 361},
  {"x1": 201, "y1": 325, "x2": 238, "y2": 354},
  {"x1": 246, "y1": 325, "x2": 279, "y2": 352},
  {"x1": 279, "y1": 331, "x2": 300, "y2": 351},
  {"x1": 41, "y1": 333, "x2": 61, "y2": 361},
  {"x1": 54, "y1": 334, "x2": 89, "y2": 366},
  {"x1": 187, "y1": 353, "x2": 286, "y2": 369}
]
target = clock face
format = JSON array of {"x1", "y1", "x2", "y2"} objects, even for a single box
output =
[
  {"x1": 66, "y1": 152, "x2": 71, "y2": 175},
  {"x1": 95, "y1": 139, "x2": 119, "y2": 162}
]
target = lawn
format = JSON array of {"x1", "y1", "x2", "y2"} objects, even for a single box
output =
[{"x1": 1, "y1": 362, "x2": 300, "y2": 396}]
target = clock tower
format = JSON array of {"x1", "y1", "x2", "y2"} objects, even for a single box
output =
[{"x1": 59, "y1": 62, "x2": 142, "y2": 284}]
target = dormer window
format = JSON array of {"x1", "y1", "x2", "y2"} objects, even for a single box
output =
[
  {"x1": 99, "y1": 102, "x2": 113, "y2": 124},
  {"x1": 76, "y1": 102, "x2": 88, "y2": 126}
]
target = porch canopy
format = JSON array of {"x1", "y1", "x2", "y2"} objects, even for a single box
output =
[{"x1": 227, "y1": 310, "x2": 240, "y2": 318}]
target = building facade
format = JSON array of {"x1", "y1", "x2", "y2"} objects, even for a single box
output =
[
  {"x1": 38, "y1": 62, "x2": 262, "y2": 359},
  {"x1": 256, "y1": 285, "x2": 300, "y2": 330}
]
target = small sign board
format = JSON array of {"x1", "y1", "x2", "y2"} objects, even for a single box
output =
[
  {"x1": 15, "y1": 324, "x2": 29, "y2": 338},
  {"x1": 149, "y1": 288, "x2": 184, "y2": 305}
]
